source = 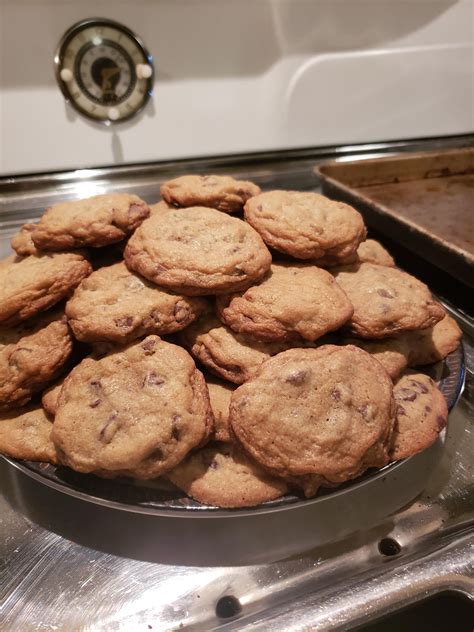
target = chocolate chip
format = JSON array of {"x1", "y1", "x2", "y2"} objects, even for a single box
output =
[
  {"x1": 409, "y1": 379, "x2": 429, "y2": 394},
  {"x1": 397, "y1": 404, "x2": 406, "y2": 416},
  {"x1": 142, "y1": 372, "x2": 165, "y2": 387},
  {"x1": 89, "y1": 399, "x2": 101, "y2": 408},
  {"x1": 377, "y1": 289, "x2": 394, "y2": 298},
  {"x1": 285, "y1": 369, "x2": 310, "y2": 385},
  {"x1": 257, "y1": 204, "x2": 263, "y2": 212},
  {"x1": 146, "y1": 447, "x2": 164, "y2": 461},
  {"x1": 398, "y1": 388, "x2": 417, "y2": 402},
  {"x1": 437, "y1": 415, "x2": 447, "y2": 430},
  {"x1": 90, "y1": 379, "x2": 102, "y2": 389},
  {"x1": 115, "y1": 316, "x2": 133, "y2": 329},
  {"x1": 331, "y1": 388, "x2": 341, "y2": 401},
  {"x1": 170, "y1": 414, "x2": 182, "y2": 440},
  {"x1": 425, "y1": 405, "x2": 432, "y2": 413},
  {"x1": 209, "y1": 459, "x2": 218, "y2": 469},
  {"x1": 141, "y1": 338, "x2": 157, "y2": 354},
  {"x1": 99, "y1": 412, "x2": 119, "y2": 443}
]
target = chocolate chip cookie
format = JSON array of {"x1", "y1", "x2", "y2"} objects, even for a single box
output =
[
  {"x1": 402, "y1": 313, "x2": 462, "y2": 366},
  {"x1": 52, "y1": 336, "x2": 213, "y2": 478},
  {"x1": 180, "y1": 313, "x2": 293, "y2": 384},
  {"x1": 66, "y1": 262, "x2": 207, "y2": 344},
  {"x1": 216, "y1": 263, "x2": 353, "y2": 342},
  {"x1": 341, "y1": 337, "x2": 410, "y2": 380},
  {"x1": 0, "y1": 253, "x2": 92, "y2": 326},
  {"x1": 11, "y1": 223, "x2": 40, "y2": 256},
  {"x1": 332, "y1": 263, "x2": 445, "y2": 338},
  {"x1": 207, "y1": 378, "x2": 235, "y2": 442},
  {"x1": 230, "y1": 345, "x2": 395, "y2": 483},
  {"x1": 229, "y1": 345, "x2": 394, "y2": 483},
  {"x1": 31, "y1": 193, "x2": 150, "y2": 250},
  {"x1": 0, "y1": 405, "x2": 57, "y2": 463},
  {"x1": 125, "y1": 206, "x2": 272, "y2": 295},
  {"x1": 167, "y1": 442, "x2": 288, "y2": 508},
  {"x1": 391, "y1": 373, "x2": 448, "y2": 460},
  {"x1": 161, "y1": 174, "x2": 261, "y2": 213},
  {"x1": 356, "y1": 239, "x2": 395, "y2": 267},
  {"x1": 0, "y1": 309, "x2": 73, "y2": 410},
  {"x1": 244, "y1": 191, "x2": 366, "y2": 263}
]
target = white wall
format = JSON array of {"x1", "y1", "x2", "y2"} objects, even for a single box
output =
[{"x1": 0, "y1": 0, "x2": 473, "y2": 175}]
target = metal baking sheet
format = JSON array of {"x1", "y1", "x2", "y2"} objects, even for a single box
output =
[
  {"x1": 315, "y1": 148, "x2": 474, "y2": 288},
  {"x1": 3, "y1": 345, "x2": 464, "y2": 518}
]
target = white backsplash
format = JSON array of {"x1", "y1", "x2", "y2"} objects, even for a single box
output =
[{"x1": 0, "y1": 0, "x2": 473, "y2": 175}]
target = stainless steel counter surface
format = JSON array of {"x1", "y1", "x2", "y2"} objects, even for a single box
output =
[{"x1": 1, "y1": 137, "x2": 473, "y2": 631}]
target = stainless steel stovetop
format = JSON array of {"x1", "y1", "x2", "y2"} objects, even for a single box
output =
[{"x1": 0, "y1": 136, "x2": 473, "y2": 631}]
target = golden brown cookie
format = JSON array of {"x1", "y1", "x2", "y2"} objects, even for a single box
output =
[
  {"x1": 332, "y1": 263, "x2": 445, "y2": 338},
  {"x1": 66, "y1": 262, "x2": 207, "y2": 344},
  {"x1": 41, "y1": 375, "x2": 66, "y2": 417},
  {"x1": 391, "y1": 373, "x2": 448, "y2": 460},
  {"x1": 244, "y1": 191, "x2": 366, "y2": 263},
  {"x1": 402, "y1": 314, "x2": 462, "y2": 366},
  {"x1": 11, "y1": 223, "x2": 40, "y2": 256},
  {"x1": 0, "y1": 405, "x2": 57, "y2": 463},
  {"x1": 216, "y1": 263, "x2": 353, "y2": 342},
  {"x1": 207, "y1": 378, "x2": 235, "y2": 442},
  {"x1": 124, "y1": 206, "x2": 272, "y2": 296},
  {"x1": 341, "y1": 337, "x2": 410, "y2": 380},
  {"x1": 229, "y1": 345, "x2": 394, "y2": 484},
  {"x1": 149, "y1": 200, "x2": 173, "y2": 214},
  {"x1": 52, "y1": 336, "x2": 213, "y2": 478},
  {"x1": 180, "y1": 313, "x2": 294, "y2": 384},
  {"x1": 0, "y1": 309, "x2": 73, "y2": 410},
  {"x1": 167, "y1": 443, "x2": 288, "y2": 508},
  {"x1": 161, "y1": 174, "x2": 261, "y2": 213},
  {"x1": 0, "y1": 253, "x2": 92, "y2": 326},
  {"x1": 356, "y1": 239, "x2": 395, "y2": 267},
  {"x1": 31, "y1": 193, "x2": 150, "y2": 250}
]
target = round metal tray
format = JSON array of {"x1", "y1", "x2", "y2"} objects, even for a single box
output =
[{"x1": 4, "y1": 345, "x2": 465, "y2": 518}]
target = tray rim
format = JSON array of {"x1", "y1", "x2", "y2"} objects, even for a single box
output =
[{"x1": 1, "y1": 344, "x2": 465, "y2": 519}]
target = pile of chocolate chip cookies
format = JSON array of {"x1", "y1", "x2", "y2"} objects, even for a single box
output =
[{"x1": 0, "y1": 176, "x2": 462, "y2": 509}]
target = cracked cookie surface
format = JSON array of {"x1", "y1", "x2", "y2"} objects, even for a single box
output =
[
  {"x1": 161, "y1": 174, "x2": 260, "y2": 213},
  {"x1": 66, "y1": 261, "x2": 207, "y2": 344},
  {"x1": 332, "y1": 263, "x2": 445, "y2": 338},
  {"x1": 0, "y1": 309, "x2": 73, "y2": 409},
  {"x1": 229, "y1": 345, "x2": 395, "y2": 483},
  {"x1": 31, "y1": 193, "x2": 150, "y2": 250},
  {"x1": 0, "y1": 253, "x2": 92, "y2": 325},
  {"x1": 216, "y1": 263, "x2": 353, "y2": 342},
  {"x1": 244, "y1": 191, "x2": 366, "y2": 263},
  {"x1": 125, "y1": 206, "x2": 272, "y2": 295},
  {"x1": 52, "y1": 336, "x2": 213, "y2": 478}
]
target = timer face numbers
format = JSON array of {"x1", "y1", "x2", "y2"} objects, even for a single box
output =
[{"x1": 56, "y1": 20, "x2": 153, "y2": 123}]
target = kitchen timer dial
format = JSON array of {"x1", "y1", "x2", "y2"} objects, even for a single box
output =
[{"x1": 55, "y1": 18, "x2": 154, "y2": 124}]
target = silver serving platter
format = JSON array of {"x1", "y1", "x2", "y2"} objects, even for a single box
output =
[{"x1": 3, "y1": 345, "x2": 465, "y2": 518}]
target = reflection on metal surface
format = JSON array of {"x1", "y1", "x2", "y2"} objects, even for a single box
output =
[{"x1": 0, "y1": 139, "x2": 473, "y2": 631}]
